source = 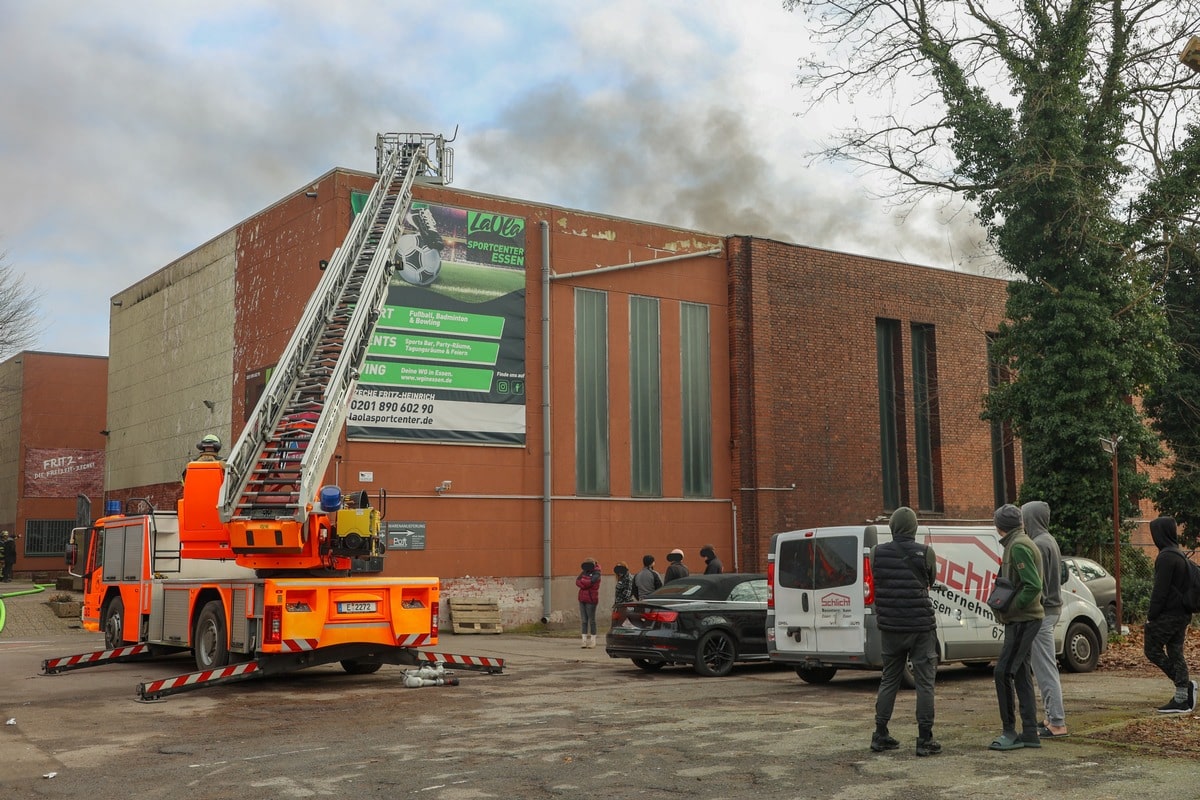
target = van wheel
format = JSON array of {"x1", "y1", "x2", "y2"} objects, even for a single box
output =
[
  {"x1": 193, "y1": 600, "x2": 230, "y2": 671},
  {"x1": 1062, "y1": 621, "x2": 1100, "y2": 673},
  {"x1": 341, "y1": 659, "x2": 383, "y2": 675},
  {"x1": 632, "y1": 658, "x2": 665, "y2": 673},
  {"x1": 795, "y1": 666, "x2": 837, "y2": 684},
  {"x1": 901, "y1": 660, "x2": 917, "y2": 690},
  {"x1": 694, "y1": 631, "x2": 736, "y2": 677}
]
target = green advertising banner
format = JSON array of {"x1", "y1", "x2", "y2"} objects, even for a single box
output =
[{"x1": 347, "y1": 200, "x2": 527, "y2": 444}]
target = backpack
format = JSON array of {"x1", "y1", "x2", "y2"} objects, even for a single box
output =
[{"x1": 1169, "y1": 550, "x2": 1200, "y2": 614}]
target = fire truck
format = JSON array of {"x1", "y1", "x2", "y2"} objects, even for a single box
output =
[{"x1": 43, "y1": 133, "x2": 503, "y2": 699}]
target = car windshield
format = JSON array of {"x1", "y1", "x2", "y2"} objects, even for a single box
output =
[
  {"x1": 1074, "y1": 559, "x2": 1109, "y2": 581},
  {"x1": 728, "y1": 580, "x2": 768, "y2": 602}
]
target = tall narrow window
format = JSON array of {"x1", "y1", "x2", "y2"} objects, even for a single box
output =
[
  {"x1": 575, "y1": 289, "x2": 609, "y2": 495},
  {"x1": 988, "y1": 334, "x2": 1018, "y2": 506},
  {"x1": 911, "y1": 324, "x2": 943, "y2": 511},
  {"x1": 630, "y1": 296, "x2": 662, "y2": 497},
  {"x1": 681, "y1": 302, "x2": 712, "y2": 497},
  {"x1": 876, "y1": 319, "x2": 905, "y2": 510}
]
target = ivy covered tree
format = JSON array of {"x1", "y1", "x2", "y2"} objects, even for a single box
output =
[
  {"x1": 1143, "y1": 230, "x2": 1200, "y2": 546},
  {"x1": 784, "y1": 1, "x2": 1200, "y2": 552}
]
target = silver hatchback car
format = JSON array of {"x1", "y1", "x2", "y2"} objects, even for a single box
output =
[{"x1": 1062, "y1": 556, "x2": 1118, "y2": 630}]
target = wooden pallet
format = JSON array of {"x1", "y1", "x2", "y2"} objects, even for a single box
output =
[{"x1": 448, "y1": 598, "x2": 503, "y2": 634}]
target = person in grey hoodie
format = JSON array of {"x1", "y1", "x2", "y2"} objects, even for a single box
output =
[{"x1": 1022, "y1": 501, "x2": 1068, "y2": 738}]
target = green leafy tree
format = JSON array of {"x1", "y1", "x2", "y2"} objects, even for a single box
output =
[{"x1": 785, "y1": 1, "x2": 1200, "y2": 551}]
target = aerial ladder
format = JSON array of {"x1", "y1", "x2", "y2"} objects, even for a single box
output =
[
  {"x1": 214, "y1": 132, "x2": 451, "y2": 572},
  {"x1": 43, "y1": 133, "x2": 504, "y2": 699}
]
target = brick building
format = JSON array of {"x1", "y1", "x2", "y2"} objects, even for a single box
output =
[
  {"x1": 728, "y1": 237, "x2": 1017, "y2": 572},
  {"x1": 0, "y1": 351, "x2": 108, "y2": 578},
  {"x1": 90, "y1": 159, "x2": 1022, "y2": 626}
]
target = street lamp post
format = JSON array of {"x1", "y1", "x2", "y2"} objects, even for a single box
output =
[{"x1": 1100, "y1": 435, "x2": 1124, "y2": 631}]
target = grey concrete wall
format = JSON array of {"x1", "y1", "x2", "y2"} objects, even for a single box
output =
[{"x1": 106, "y1": 232, "x2": 236, "y2": 491}]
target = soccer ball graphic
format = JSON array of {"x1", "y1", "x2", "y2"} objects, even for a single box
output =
[{"x1": 394, "y1": 233, "x2": 442, "y2": 287}]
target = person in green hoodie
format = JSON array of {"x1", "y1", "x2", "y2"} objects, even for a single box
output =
[{"x1": 988, "y1": 503, "x2": 1044, "y2": 751}]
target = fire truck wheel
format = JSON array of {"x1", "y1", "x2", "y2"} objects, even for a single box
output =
[
  {"x1": 340, "y1": 659, "x2": 383, "y2": 675},
  {"x1": 194, "y1": 600, "x2": 231, "y2": 671},
  {"x1": 102, "y1": 597, "x2": 128, "y2": 649}
]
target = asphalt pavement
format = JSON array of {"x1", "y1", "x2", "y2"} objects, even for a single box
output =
[{"x1": 4, "y1": 584, "x2": 1200, "y2": 800}]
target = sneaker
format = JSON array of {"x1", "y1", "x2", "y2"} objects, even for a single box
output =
[
  {"x1": 870, "y1": 732, "x2": 900, "y2": 752},
  {"x1": 1157, "y1": 696, "x2": 1191, "y2": 714},
  {"x1": 915, "y1": 738, "x2": 942, "y2": 757}
]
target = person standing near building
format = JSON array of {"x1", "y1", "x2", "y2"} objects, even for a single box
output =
[
  {"x1": 0, "y1": 531, "x2": 16, "y2": 582},
  {"x1": 870, "y1": 506, "x2": 941, "y2": 757},
  {"x1": 612, "y1": 562, "x2": 634, "y2": 606},
  {"x1": 1145, "y1": 516, "x2": 1196, "y2": 713},
  {"x1": 664, "y1": 549, "x2": 690, "y2": 583},
  {"x1": 1022, "y1": 501, "x2": 1069, "y2": 738},
  {"x1": 576, "y1": 558, "x2": 601, "y2": 649},
  {"x1": 700, "y1": 544, "x2": 724, "y2": 574},
  {"x1": 633, "y1": 555, "x2": 662, "y2": 599},
  {"x1": 989, "y1": 503, "x2": 1044, "y2": 751}
]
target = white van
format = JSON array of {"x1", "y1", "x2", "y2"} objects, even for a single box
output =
[{"x1": 766, "y1": 524, "x2": 1108, "y2": 684}]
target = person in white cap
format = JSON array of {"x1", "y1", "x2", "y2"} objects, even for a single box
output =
[{"x1": 664, "y1": 549, "x2": 690, "y2": 583}]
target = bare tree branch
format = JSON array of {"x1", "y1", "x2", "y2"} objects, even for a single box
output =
[{"x1": 0, "y1": 254, "x2": 44, "y2": 360}]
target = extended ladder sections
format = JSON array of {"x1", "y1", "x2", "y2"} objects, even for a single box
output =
[{"x1": 218, "y1": 133, "x2": 453, "y2": 525}]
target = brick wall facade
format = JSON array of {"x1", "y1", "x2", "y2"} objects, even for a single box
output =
[{"x1": 728, "y1": 237, "x2": 1018, "y2": 570}]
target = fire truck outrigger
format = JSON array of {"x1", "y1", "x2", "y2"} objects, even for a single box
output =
[{"x1": 43, "y1": 133, "x2": 503, "y2": 700}]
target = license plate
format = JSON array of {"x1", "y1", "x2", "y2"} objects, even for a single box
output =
[{"x1": 337, "y1": 601, "x2": 378, "y2": 614}]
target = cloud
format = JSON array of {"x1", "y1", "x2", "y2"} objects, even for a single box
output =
[
  {"x1": 467, "y1": 77, "x2": 989, "y2": 269},
  {"x1": 0, "y1": 1, "x2": 991, "y2": 357}
]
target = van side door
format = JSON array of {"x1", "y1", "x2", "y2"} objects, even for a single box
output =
[{"x1": 926, "y1": 527, "x2": 1004, "y2": 661}]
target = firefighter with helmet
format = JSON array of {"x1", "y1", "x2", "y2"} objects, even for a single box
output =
[
  {"x1": 195, "y1": 434, "x2": 222, "y2": 462},
  {"x1": 182, "y1": 434, "x2": 223, "y2": 483}
]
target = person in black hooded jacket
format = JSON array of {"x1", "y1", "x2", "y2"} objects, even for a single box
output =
[
  {"x1": 1145, "y1": 516, "x2": 1196, "y2": 713},
  {"x1": 870, "y1": 506, "x2": 940, "y2": 757}
]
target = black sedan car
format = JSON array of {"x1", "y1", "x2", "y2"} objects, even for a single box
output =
[{"x1": 605, "y1": 573, "x2": 768, "y2": 677}]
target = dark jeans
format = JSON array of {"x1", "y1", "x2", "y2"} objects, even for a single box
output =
[
  {"x1": 995, "y1": 619, "x2": 1041, "y2": 735},
  {"x1": 1, "y1": 561, "x2": 12, "y2": 581},
  {"x1": 1144, "y1": 614, "x2": 1191, "y2": 687},
  {"x1": 875, "y1": 628, "x2": 937, "y2": 737}
]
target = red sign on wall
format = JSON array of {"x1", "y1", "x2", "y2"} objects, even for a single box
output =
[{"x1": 24, "y1": 448, "x2": 104, "y2": 498}]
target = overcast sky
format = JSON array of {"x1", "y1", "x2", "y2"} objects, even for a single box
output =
[{"x1": 1, "y1": 1, "x2": 992, "y2": 358}]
